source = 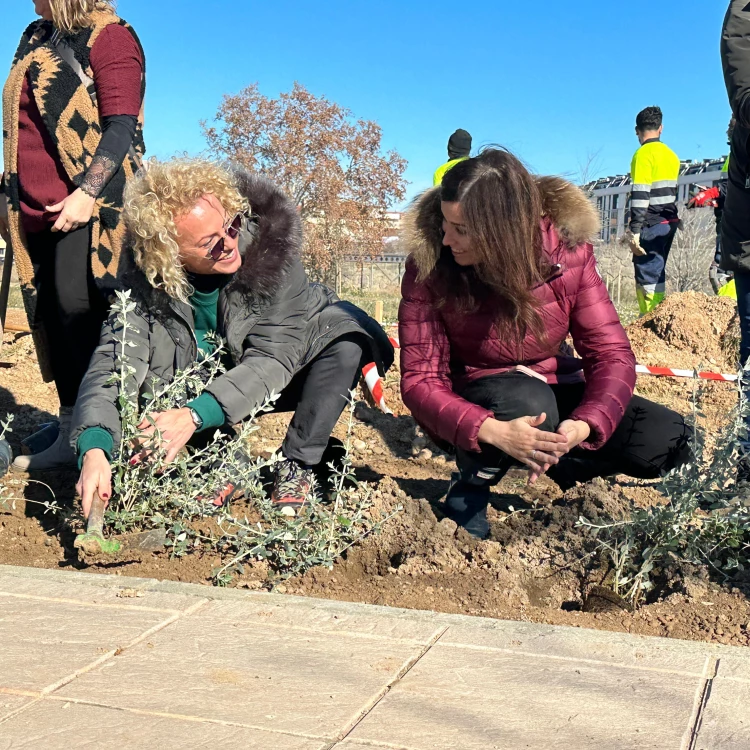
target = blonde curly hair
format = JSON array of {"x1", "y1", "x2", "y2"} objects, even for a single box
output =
[
  {"x1": 50, "y1": 0, "x2": 117, "y2": 34},
  {"x1": 123, "y1": 157, "x2": 249, "y2": 302}
]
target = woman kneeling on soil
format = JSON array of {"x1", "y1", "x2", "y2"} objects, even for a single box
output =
[
  {"x1": 399, "y1": 148, "x2": 691, "y2": 538},
  {"x1": 73, "y1": 157, "x2": 392, "y2": 517}
]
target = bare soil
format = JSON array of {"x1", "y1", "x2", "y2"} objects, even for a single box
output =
[{"x1": 2, "y1": 292, "x2": 750, "y2": 647}]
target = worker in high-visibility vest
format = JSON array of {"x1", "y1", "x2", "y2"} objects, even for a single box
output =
[
  {"x1": 433, "y1": 129, "x2": 472, "y2": 186},
  {"x1": 626, "y1": 106, "x2": 681, "y2": 316}
]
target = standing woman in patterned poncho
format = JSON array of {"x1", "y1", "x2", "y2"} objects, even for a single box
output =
[{"x1": 0, "y1": 0, "x2": 146, "y2": 470}]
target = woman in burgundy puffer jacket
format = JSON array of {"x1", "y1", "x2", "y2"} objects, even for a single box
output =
[{"x1": 399, "y1": 148, "x2": 691, "y2": 537}]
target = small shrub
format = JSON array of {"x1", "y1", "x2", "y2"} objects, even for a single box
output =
[
  {"x1": 98, "y1": 291, "x2": 397, "y2": 585},
  {"x1": 579, "y1": 369, "x2": 750, "y2": 606}
]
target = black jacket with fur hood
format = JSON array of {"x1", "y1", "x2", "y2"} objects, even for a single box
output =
[{"x1": 71, "y1": 170, "x2": 393, "y2": 451}]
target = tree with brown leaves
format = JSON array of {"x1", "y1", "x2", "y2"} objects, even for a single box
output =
[{"x1": 202, "y1": 82, "x2": 408, "y2": 281}]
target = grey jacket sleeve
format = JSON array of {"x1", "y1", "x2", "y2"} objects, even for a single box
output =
[
  {"x1": 723, "y1": 1, "x2": 750, "y2": 128},
  {"x1": 70, "y1": 305, "x2": 152, "y2": 453},
  {"x1": 206, "y1": 259, "x2": 310, "y2": 424}
]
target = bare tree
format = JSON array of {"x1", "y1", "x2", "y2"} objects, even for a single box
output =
[
  {"x1": 202, "y1": 83, "x2": 408, "y2": 281},
  {"x1": 667, "y1": 209, "x2": 715, "y2": 294},
  {"x1": 576, "y1": 148, "x2": 604, "y2": 187}
]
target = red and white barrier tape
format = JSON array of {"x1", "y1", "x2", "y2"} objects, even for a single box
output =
[
  {"x1": 361, "y1": 337, "x2": 401, "y2": 414},
  {"x1": 362, "y1": 362, "x2": 392, "y2": 415},
  {"x1": 635, "y1": 364, "x2": 737, "y2": 382}
]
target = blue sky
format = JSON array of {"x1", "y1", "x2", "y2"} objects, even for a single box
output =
[{"x1": 1, "y1": 1, "x2": 733, "y2": 208}]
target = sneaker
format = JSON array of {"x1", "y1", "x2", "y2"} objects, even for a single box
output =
[
  {"x1": 200, "y1": 481, "x2": 241, "y2": 509},
  {"x1": 272, "y1": 458, "x2": 315, "y2": 516},
  {"x1": 198, "y1": 445, "x2": 253, "y2": 509},
  {"x1": 443, "y1": 472, "x2": 491, "y2": 540}
]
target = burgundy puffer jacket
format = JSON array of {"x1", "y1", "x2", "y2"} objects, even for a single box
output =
[{"x1": 399, "y1": 177, "x2": 636, "y2": 454}]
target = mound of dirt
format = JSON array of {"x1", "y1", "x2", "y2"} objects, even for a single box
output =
[
  {"x1": 624, "y1": 292, "x2": 739, "y2": 431},
  {"x1": 626, "y1": 291, "x2": 739, "y2": 374}
]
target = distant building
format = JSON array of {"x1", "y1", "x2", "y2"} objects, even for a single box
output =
[
  {"x1": 585, "y1": 156, "x2": 727, "y2": 243},
  {"x1": 384, "y1": 211, "x2": 404, "y2": 236}
]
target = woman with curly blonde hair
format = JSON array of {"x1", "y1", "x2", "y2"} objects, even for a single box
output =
[
  {"x1": 72, "y1": 157, "x2": 393, "y2": 518},
  {"x1": 1, "y1": 0, "x2": 145, "y2": 470}
]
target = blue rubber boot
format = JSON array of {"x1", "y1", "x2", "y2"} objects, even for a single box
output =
[
  {"x1": 20, "y1": 421, "x2": 59, "y2": 456},
  {"x1": 0, "y1": 440, "x2": 12, "y2": 478},
  {"x1": 444, "y1": 472, "x2": 492, "y2": 539},
  {"x1": 442, "y1": 449, "x2": 509, "y2": 540}
]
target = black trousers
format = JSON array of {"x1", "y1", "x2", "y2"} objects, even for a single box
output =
[
  {"x1": 273, "y1": 334, "x2": 368, "y2": 466},
  {"x1": 26, "y1": 224, "x2": 109, "y2": 408},
  {"x1": 457, "y1": 372, "x2": 692, "y2": 487}
]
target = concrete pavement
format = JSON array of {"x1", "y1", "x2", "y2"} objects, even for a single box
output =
[{"x1": 0, "y1": 564, "x2": 748, "y2": 749}]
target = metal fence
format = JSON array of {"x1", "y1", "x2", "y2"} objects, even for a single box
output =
[{"x1": 336, "y1": 257, "x2": 407, "y2": 292}]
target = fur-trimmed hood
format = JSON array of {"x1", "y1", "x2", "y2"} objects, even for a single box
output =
[
  {"x1": 403, "y1": 176, "x2": 600, "y2": 281},
  {"x1": 229, "y1": 169, "x2": 303, "y2": 301},
  {"x1": 118, "y1": 169, "x2": 303, "y2": 318}
]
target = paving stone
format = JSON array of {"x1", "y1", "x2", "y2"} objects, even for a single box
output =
[
  {"x1": 703, "y1": 651, "x2": 750, "y2": 682},
  {"x1": 694, "y1": 677, "x2": 750, "y2": 749},
  {"x1": 202, "y1": 598, "x2": 442, "y2": 643},
  {"x1": 349, "y1": 644, "x2": 700, "y2": 750},
  {"x1": 340, "y1": 743, "x2": 411, "y2": 750},
  {"x1": 0, "y1": 571, "x2": 203, "y2": 613},
  {"x1": 0, "y1": 595, "x2": 176, "y2": 692},
  {"x1": 439, "y1": 620, "x2": 721, "y2": 676},
  {"x1": 0, "y1": 700, "x2": 325, "y2": 749},
  {"x1": 0, "y1": 694, "x2": 34, "y2": 721},
  {"x1": 56, "y1": 599, "x2": 427, "y2": 738}
]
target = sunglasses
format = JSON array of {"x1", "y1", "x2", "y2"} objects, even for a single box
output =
[{"x1": 205, "y1": 212, "x2": 243, "y2": 261}]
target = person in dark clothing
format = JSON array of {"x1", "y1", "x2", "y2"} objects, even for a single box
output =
[
  {"x1": 722, "y1": 3, "x2": 750, "y2": 376},
  {"x1": 72, "y1": 158, "x2": 393, "y2": 519},
  {"x1": 399, "y1": 149, "x2": 691, "y2": 538},
  {"x1": 687, "y1": 118, "x2": 736, "y2": 298},
  {"x1": 0, "y1": 0, "x2": 146, "y2": 470},
  {"x1": 433, "y1": 129, "x2": 473, "y2": 185}
]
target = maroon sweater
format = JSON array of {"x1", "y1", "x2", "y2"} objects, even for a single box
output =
[{"x1": 17, "y1": 24, "x2": 143, "y2": 233}]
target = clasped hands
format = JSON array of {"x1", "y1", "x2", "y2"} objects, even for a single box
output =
[
  {"x1": 477, "y1": 414, "x2": 591, "y2": 485},
  {"x1": 76, "y1": 408, "x2": 197, "y2": 519}
]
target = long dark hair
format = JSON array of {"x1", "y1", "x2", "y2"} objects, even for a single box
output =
[{"x1": 433, "y1": 147, "x2": 551, "y2": 349}]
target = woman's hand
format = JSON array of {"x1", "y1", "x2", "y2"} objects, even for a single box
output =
[
  {"x1": 76, "y1": 448, "x2": 112, "y2": 519},
  {"x1": 131, "y1": 408, "x2": 197, "y2": 465},
  {"x1": 478, "y1": 414, "x2": 568, "y2": 482},
  {"x1": 556, "y1": 419, "x2": 591, "y2": 453},
  {"x1": 46, "y1": 188, "x2": 96, "y2": 233}
]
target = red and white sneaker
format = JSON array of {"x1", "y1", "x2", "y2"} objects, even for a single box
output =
[{"x1": 271, "y1": 459, "x2": 315, "y2": 516}]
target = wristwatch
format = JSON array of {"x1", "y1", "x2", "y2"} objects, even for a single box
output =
[{"x1": 188, "y1": 408, "x2": 203, "y2": 430}]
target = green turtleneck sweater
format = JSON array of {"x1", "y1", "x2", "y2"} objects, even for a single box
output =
[{"x1": 76, "y1": 280, "x2": 228, "y2": 466}]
